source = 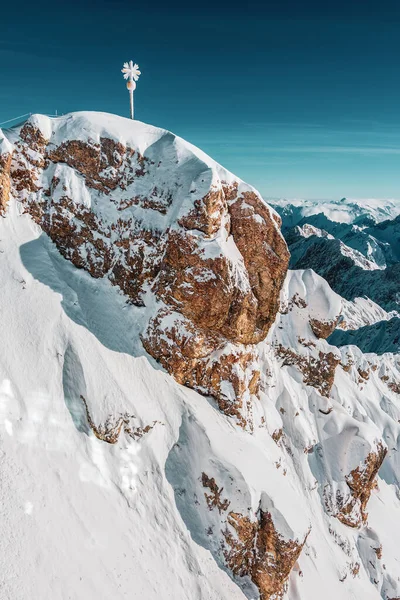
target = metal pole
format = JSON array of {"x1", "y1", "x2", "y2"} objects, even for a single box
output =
[
  {"x1": 122, "y1": 61, "x2": 140, "y2": 120},
  {"x1": 130, "y1": 90, "x2": 134, "y2": 120}
]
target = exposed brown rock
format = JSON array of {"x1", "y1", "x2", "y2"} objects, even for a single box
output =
[
  {"x1": 179, "y1": 187, "x2": 227, "y2": 236},
  {"x1": 20, "y1": 122, "x2": 48, "y2": 153},
  {"x1": 221, "y1": 180, "x2": 239, "y2": 202},
  {"x1": 141, "y1": 308, "x2": 259, "y2": 429},
  {"x1": 275, "y1": 344, "x2": 340, "y2": 397},
  {"x1": 156, "y1": 231, "x2": 239, "y2": 329},
  {"x1": 336, "y1": 443, "x2": 387, "y2": 528},
  {"x1": 202, "y1": 473, "x2": 230, "y2": 513},
  {"x1": 22, "y1": 187, "x2": 162, "y2": 304},
  {"x1": 199, "y1": 471, "x2": 308, "y2": 600},
  {"x1": 154, "y1": 229, "x2": 260, "y2": 345},
  {"x1": 388, "y1": 381, "x2": 400, "y2": 394},
  {"x1": 124, "y1": 421, "x2": 160, "y2": 441},
  {"x1": 341, "y1": 354, "x2": 354, "y2": 372},
  {"x1": 379, "y1": 374, "x2": 400, "y2": 395},
  {"x1": 298, "y1": 336, "x2": 316, "y2": 349},
  {"x1": 357, "y1": 367, "x2": 370, "y2": 381},
  {"x1": 223, "y1": 509, "x2": 307, "y2": 600},
  {"x1": 80, "y1": 394, "x2": 126, "y2": 443},
  {"x1": 0, "y1": 149, "x2": 13, "y2": 214},
  {"x1": 228, "y1": 192, "x2": 290, "y2": 343},
  {"x1": 80, "y1": 395, "x2": 158, "y2": 443},
  {"x1": 272, "y1": 428, "x2": 283, "y2": 444},
  {"x1": 310, "y1": 317, "x2": 339, "y2": 339},
  {"x1": 279, "y1": 293, "x2": 307, "y2": 315},
  {"x1": 48, "y1": 138, "x2": 144, "y2": 194},
  {"x1": 10, "y1": 126, "x2": 47, "y2": 202}
]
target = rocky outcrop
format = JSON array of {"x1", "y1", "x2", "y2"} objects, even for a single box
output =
[
  {"x1": 309, "y1": 317, "x2": 339, "y2": 339},
  {"x1": 191, "y1": 464, "x2": 309, "y2": 600},
  {"x1": 223, "y1": 509, "x2": 307, "y2": 600},
  {"x1": 335, "y1": 443, "x2": 387, "y2": 528},
  {"x1": 197, "y1": 470, "x2": 308, "y2": 600},
  {"x1": 166, "y1": 403, "x2": 312, "y2": 600},
  {"x1": 0, "y1": 132, "x2": 13, "y2": 214},
  {"x1": 141, "y1": 308, "x2": 259, "y2": 428},
  {"x1": 80, "y1": 395, "x2": 158, "y2": 444},
  {"x1": 227, "y1": 191, "x2": 289, "y2": 343},
  {"x1": 274, "y1": 343, "x2": 340, "y2": 397},
  {"x1": 202, "y1": 473, "x2": 230, "y2": 512},
  {"x1": 8, "y1": 113, "x2": 289, "y2": 428}
]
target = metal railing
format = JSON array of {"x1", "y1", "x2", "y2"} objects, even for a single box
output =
[{"x1": 0, "y1": 112, "x2": 61, "y2": 128}]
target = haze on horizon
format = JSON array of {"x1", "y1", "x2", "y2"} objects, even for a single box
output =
[{"x1": 1, "y1": 0, "x2": 400, "y2": 200}]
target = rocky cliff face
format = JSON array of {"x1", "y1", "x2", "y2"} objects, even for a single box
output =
[
  {"x1": 8, "y1": 113, "x2": 289, "y2": 429},
  {"x1": 0, "y1": 114, "x2": 398, "y2": 600}
]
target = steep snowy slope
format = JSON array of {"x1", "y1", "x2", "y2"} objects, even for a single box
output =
[
  {"x1": 1, "y1": 114, "x2": 400, "y2": 600},
  {"x1": 0, "y1": 202, "x2": 251, "y2": 600}
]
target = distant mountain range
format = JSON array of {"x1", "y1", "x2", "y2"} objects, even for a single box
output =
[{"x1": 272, "y1": 197, "x2": 400, "y2": 355}]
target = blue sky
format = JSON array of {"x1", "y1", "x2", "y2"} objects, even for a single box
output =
[{"x1": 1, "y1": 0, "x2": 400, "y2": 199}]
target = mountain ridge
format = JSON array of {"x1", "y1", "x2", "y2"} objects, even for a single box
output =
[{"x1": 0, "y1": 113, "x2": 399, "y2": 600}]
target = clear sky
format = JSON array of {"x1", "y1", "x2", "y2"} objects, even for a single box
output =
[{"x1": 1, "y1": 0, "x2": 400, "y2": 199}]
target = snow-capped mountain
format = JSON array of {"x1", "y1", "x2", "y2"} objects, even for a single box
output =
[
  {"x1": 271, "y1": 197, "x2": 400, "y2": 229},
  {"x1": 272, "y1": 198, "x2": 400, "y2": 328},
  {"x1": 1, "y1": 113, "x2": 400, "y2": 600}
]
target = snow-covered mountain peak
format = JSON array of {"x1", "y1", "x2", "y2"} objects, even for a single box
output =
[
  {"x1": 0, "y1": 112, "x2": 399, "y2": 600},
  {"x1": 2, "y1": 112, "x2": 290, "y2": 433}
]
